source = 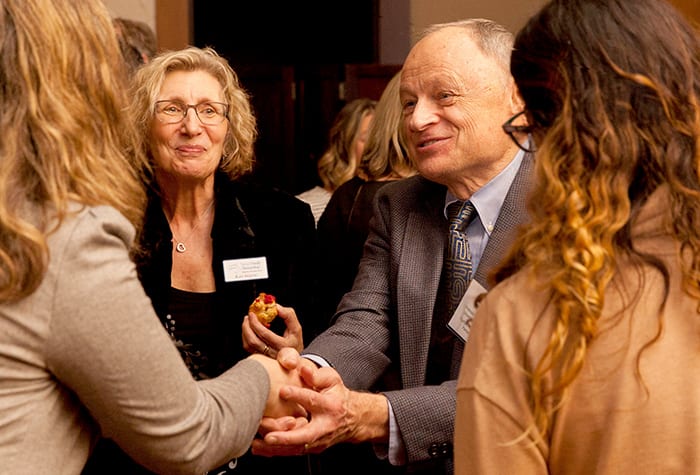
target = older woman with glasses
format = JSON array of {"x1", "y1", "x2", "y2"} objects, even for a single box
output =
[{"x1": 83, "y1": 46, "x2": 318, "y2": 475}]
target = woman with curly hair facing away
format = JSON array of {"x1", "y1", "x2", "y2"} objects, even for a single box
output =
[
  {"x1": 455, "y1": 0, "x2": 700, "y2": 473},
  {"x1": 315, "y1": 71, "x2": 416, "y2": 323}
]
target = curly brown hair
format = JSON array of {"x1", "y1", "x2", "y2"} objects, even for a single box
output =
[{"x1": 499, "y1": 0, "x2": 700, "y2": 440}]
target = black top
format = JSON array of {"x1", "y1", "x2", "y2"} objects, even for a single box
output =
[
  {"x1": 138, "y1": 172, "x2": 320, "y2": 369},
  {"x1": 164, "y1": 287, "x2": 216, "y2": 378}
]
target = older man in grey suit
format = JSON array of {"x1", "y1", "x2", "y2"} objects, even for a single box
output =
[{"x1": 247, "y1": 18, "x2": 535, "y2": 475}]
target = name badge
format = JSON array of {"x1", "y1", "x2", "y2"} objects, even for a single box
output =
[
  {"x1": 448, "y1": 279, "x2": 488, "y2": 343},
  {"x1": 222, "y1": 256, "x2": 269, "y2": 282}
]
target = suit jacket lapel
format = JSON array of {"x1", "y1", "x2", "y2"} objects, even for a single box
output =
[
  {"x1": 473, "y1": 153, "x2": 534, "y2": 289},
  {"x1": 397, "y1": 180, "x2": 446, "y2": 387},
  {"x1": 451, "y1": 153, "x2": 534, "y2": 375}
]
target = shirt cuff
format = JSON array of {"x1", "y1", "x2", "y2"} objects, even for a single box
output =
[
  {"x1": 301, "y1": 353, "x2": 329, "y2": 368},
  {"x1": 373, "y1": 399, "x2": 406, "y2": 465}
]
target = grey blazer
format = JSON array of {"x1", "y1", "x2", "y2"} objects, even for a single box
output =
[{"x1": 304, "y1": 153, "x2": 534, "y2": 472}]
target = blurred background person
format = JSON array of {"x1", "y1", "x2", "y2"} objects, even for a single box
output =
[
  {"x1": 297, "y1": 97, "x2": 376, "y2": 225},
  {"x1": 455, "y1": 0, "x2": 700, "y2": 473},
  {"x1": 316, "y1": 71, "x2": 417, "y2": 326},
  {"x1": 0, "y1": 1, "x2": 302, "y2": 474},
  {"x1": 83, "y1": 46, "x2": 317, "y2": 475},
  {"x1": 113, "y1": 17, "x2": 157, "y2": 76}
]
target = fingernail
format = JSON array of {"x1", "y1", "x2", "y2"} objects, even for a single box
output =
[{"x1": 267, "y1": 436, "x2": 278, "y2": 444}]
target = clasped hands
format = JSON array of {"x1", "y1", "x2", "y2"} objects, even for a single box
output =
[{"x1": 243, "y1": 304, "x2": 389, "y2": 456}]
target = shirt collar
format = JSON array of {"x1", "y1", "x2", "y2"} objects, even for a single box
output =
[{"x1": 444, "y1": 148, "x2": 525, "y2": 235}]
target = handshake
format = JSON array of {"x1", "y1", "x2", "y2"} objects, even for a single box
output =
[{"x1": 244, "y1": 303, "x2": 388, "y2": 457}]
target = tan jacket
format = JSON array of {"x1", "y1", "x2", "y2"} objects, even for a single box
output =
[
  {"x1": 456, "y1": 188, "x2": 700, "y2": 474},
  {"x1": 0, "y1": 205, "x2": 269, "y2": 475}
]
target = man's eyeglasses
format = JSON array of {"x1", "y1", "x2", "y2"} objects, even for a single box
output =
[
  {"x1": 154, "y1": 100, "x2": 229, "y2": 126},
  {"x1": 502, "y1": 110, "x2": 535, "y2": 153}
]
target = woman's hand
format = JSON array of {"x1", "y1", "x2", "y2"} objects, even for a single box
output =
[
  {"x1": 248, "y1": 348, "x2": 306, "y2": 419},
  {"x1": 242, "y1": 303, "x2": 304, "y2": 357}
]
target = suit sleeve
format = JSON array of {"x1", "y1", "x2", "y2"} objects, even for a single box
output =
[
  {"x1": 304, "y1": 188, "x2": 395, "y2": 390},
  {"x1": 306, "y1": 181, "x2": 456, "y2": 466}
]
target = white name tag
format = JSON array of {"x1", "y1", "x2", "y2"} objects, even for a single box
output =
[
  {"x1": 222, "y1": 256, "x2": 269, "y2": 282},
  {"x1": 448, "y1": 279, "x2": 488, "y2": 343}
]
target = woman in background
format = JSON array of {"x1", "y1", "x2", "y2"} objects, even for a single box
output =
[
  {"x1": 113, "y1": 17, "x2": 157, "y2": 76},
  {"x1": 0, "y1": 1, "x2": 300, "y2": 474},
  {"x1": 297, "y1": 98, "x2": 376, "y2": 225},
  {"x1": 315, "y1": 72, "x2": 416, "y2": 323},
  {"x1": 455, "y1": 0, "x2": 700, "y2": 473}
]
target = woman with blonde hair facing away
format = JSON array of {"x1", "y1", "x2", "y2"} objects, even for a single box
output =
[
  {"x1": 297, "y1": 97, "x2": 376, "y2": 225},
  {"x1": 455, "y1": 0, "x2": 700, "y2": 473},
  {"x1": 0, "y1": 1, "x2": 302, "y2": 474}
]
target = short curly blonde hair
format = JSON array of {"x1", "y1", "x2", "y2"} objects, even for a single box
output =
[{"x1": 129, "y1": 46, "x2": 258, "y2": 180}]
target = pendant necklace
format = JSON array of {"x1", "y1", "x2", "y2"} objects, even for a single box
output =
[{"x1": 168, "y1": 200, "x2": 215, "y2": 253}]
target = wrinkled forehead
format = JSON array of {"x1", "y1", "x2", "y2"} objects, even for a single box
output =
[
  {"x1": 407, "y1": 28, "x2": 480, "y2": 64},
  {"x1": 401, "y1": 30, "x2": 506, "y2": 94},
  {"x1": 158, "y1": 69, "x2": 225, "y2": 101}
]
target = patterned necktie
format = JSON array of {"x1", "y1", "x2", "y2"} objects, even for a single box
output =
[
  {"x1": 426, "y1": 200, "x2": 476, "y2": 385},
  {"x1": 444, "y1": 200, "x2": 476, "y2": 314}
]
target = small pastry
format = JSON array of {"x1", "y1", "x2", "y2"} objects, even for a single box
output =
[{"x1": 249, "y1": 292, "x2": 278, "y2": 327}]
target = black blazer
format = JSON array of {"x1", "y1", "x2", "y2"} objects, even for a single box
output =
[
  {"x1": 138, "y1": 172, "x2": 320, "y2": 366},
  {"x1": 316, "y1": 176, "x2": 396, "y2": 325}
]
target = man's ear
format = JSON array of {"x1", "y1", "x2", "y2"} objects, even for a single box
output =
[{"x1": 508, "y1": 78, "x2": 526, "y2": 114}]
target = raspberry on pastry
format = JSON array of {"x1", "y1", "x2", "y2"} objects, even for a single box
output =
[{"x1": 249, "y1": 292, "x2": 278, "y2": 327}]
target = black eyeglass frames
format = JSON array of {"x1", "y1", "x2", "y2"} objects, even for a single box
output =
[{"x1": 502, "y1": 110, "x2": 535, "y2": 153}]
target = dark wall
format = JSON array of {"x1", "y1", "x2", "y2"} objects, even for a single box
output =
[
  {"x1": 194, "y1": 2, "x2": 378, "y2": 66},
  {"x1": 192, "y1": 2, "x2": 380, "y2": 194}
]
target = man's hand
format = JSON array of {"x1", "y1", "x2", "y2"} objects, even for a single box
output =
[{"x1": 252, "y1": 361, "x2": 390, "y2": 456}]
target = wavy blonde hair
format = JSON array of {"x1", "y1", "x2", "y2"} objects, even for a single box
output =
[
  {"x1": 498, "y1": 0, "x2": 700, "y2": 441},
  {"x1": 358, "y1": 71, "x2": 416, "y2": 181},
  {"x1": 129, "y1": 46, "x2": 257, "y2": 180},
  {"x1": 317, "y1": 98, "x2": 376, "y2": 191},
  {"x1": 0, "y1": 0, "x2": 150, "y2": 303}
]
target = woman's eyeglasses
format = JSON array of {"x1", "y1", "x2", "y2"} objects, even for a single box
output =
[
  {"x1": 154, "y1": 100, "x2": 229, "y2": 126},
  {"x1": 502, "y1": 111, "x2": 535, "y2": 153}
]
